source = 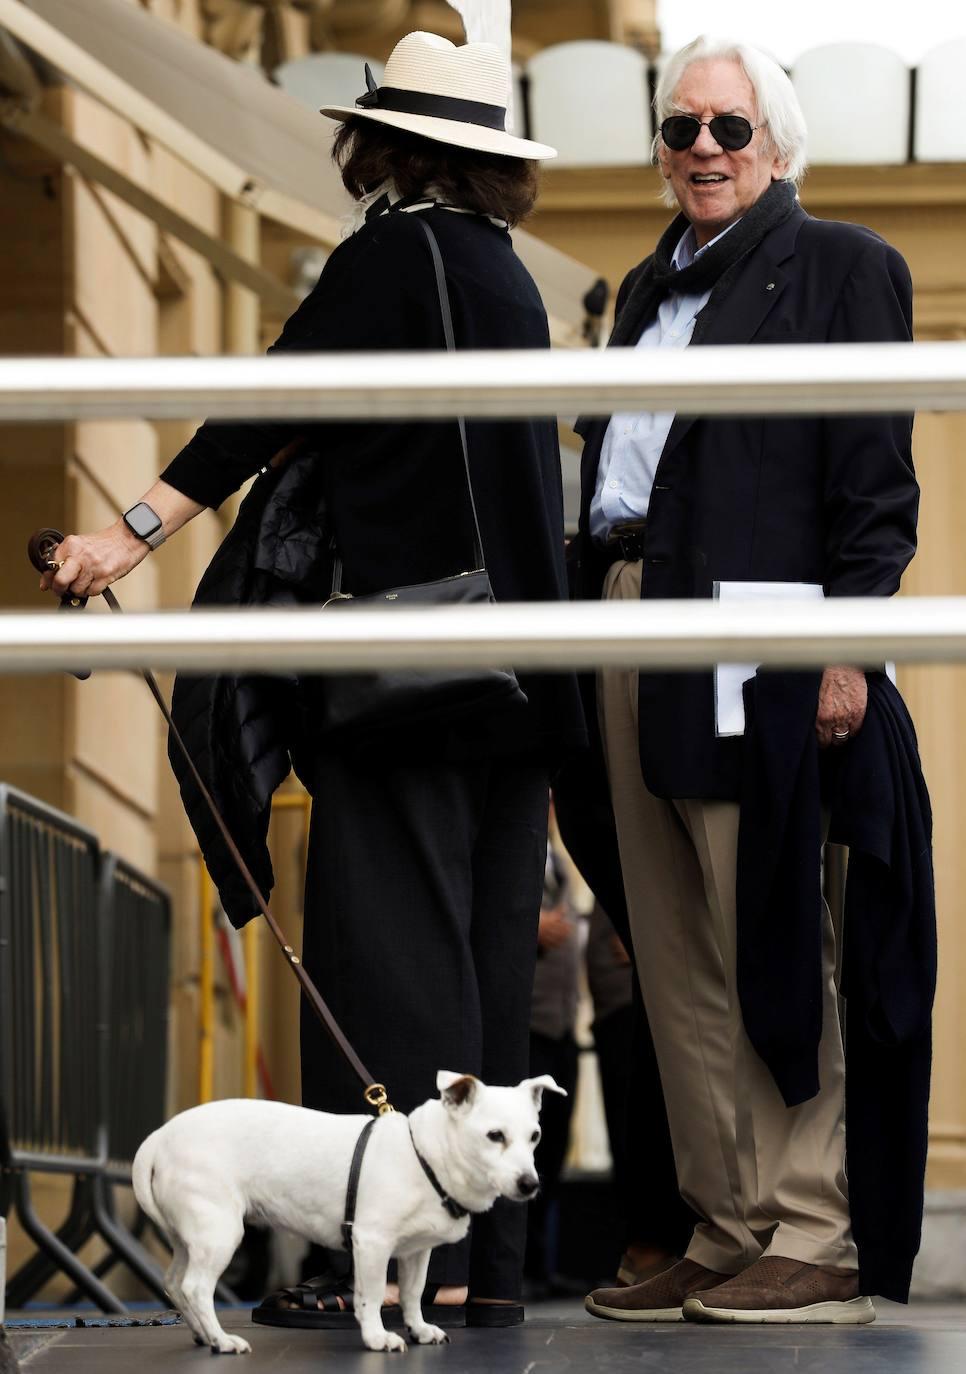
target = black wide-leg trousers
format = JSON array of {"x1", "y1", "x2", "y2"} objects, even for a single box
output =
[{"x1": 300, "y1": 748, "x2": 550, "y2": 1296}]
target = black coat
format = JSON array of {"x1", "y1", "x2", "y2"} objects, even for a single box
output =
[
  {"x1": 737, "y1": 670, "x2": 935, "y2": 1302},
  {"x1": 572, "y1": 205, "x2": 919, "y2": 800},
  {"x1": 163, "y1": 206, "x2": 586, "y2": 922}
]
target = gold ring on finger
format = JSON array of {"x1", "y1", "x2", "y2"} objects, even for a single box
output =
[{"x1": 47, "y1": 559, "x2": 66, "y2": 570}]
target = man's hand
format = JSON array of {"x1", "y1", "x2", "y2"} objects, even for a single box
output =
[
  {"x1": 816, "y1": 666, "x2": 867, "y2": 749},
  {"x1": 537, "y1": 907, "x2": 573, "y2": 951}
]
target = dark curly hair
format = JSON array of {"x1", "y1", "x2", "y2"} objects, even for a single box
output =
[{"x1": 332, "y1": 117, "x2": 539, "y2": 227}]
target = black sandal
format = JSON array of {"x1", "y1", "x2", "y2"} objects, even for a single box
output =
[{"x1": 251, "y1": 1276, "x2": 466, "y2": 1330}]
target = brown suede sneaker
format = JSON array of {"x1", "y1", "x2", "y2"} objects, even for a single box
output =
[
  {"x1": 585, "y1": 1258, "x2": 732, "y2": 1322},
  {"x1": 683, "y1": 1256, "x2": 875, "y2": 1324}
]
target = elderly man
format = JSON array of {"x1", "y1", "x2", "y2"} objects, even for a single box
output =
[{"x1": 568, "y1": 36, "x2": 920, "y2": 1324}]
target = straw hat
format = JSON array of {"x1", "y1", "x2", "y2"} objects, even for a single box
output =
[{"x1": 320, "y1": 31, "x2": 556, "y2": 161}]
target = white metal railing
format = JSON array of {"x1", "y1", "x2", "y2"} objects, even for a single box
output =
[
  {"x1": 2, "y1": 342, "x2": 960, "y2": 674},
  {"x1": 3, "y1": 599, "x2": 966, "y2": 674},
  {"x1": 1, "y1": 341, "x2": 965, "y2": 420}
]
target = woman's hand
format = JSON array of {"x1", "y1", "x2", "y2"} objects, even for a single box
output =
[
  {"x1": 39, "y1": 520, "x2": 151, "y2": 600},
  {"x1": 815, "y1": 665, "x2": 867, "y2": 748},
  {"x1": 39, "y1": 481, "x2": 205, "y2": 600}
]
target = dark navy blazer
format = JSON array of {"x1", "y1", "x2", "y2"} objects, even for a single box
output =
[{"x1": 572, "y1": 205, "x2": 919, "y2": 799}]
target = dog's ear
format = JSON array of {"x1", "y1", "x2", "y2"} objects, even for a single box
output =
[
  {"x1": 437, "y1": 1071, "x2": 478, "y2": 1110},
  {"x1": 520, "y1": 1075, "x2": 567, "y2": 1108}
]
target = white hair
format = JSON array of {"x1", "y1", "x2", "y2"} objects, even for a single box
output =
[{"x1": 652, "y1": 36, "x2": 808, "y2": 207}]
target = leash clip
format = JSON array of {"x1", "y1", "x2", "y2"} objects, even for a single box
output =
[{"x1": 364, "y1": 1082, "x2": 394, "y2": 1116}]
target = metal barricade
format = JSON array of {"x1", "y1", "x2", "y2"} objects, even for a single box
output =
[
  {"x1": 72, "y1": 853, "x2": 173, "y2": 1305},
  {"x1": 0, "y1": 784, "x2": 121, "y2": 1311},
  {"x1": 99, "y1": 855, "x2": 170, "y2": 1182},
  {"x1": 0, "y1": 790, "x2": 179, "y2": 1311}
]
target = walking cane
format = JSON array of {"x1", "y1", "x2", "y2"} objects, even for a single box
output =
[{"x1": 26, "y1": 528, "x2": 393, "y2": 1116}]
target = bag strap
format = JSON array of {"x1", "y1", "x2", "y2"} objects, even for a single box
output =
[
  {"x1": 414, "y1": 215, "x2": 486, "y2": 572},
  {"x1": 329, "y1": 214, "x2": 487, "y2": 597}
]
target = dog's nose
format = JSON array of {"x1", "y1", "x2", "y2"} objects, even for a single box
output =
[{"x1": 518, "y1": 1174, "x2": 539, "y2": 1198}]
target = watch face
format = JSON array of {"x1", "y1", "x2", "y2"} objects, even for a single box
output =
[{"x1": 125, "y1": 502, "x2": 162, "y2": 538}]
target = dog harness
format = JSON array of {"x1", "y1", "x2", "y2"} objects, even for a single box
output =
[{"x1": 341, "y1": 1117, "x2": 469, "y2": 1254}]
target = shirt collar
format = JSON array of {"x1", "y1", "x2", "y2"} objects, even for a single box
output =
[{"x1": 672, "y1": 216, "x2": 742, "y2": 270}]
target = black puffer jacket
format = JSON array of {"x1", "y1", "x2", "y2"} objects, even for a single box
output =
[{"x1": 168, "y1": 451, "x2": 328, "y2": 926}]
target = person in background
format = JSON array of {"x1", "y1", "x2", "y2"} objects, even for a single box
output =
[
  {"x1": 525, "y1": 803, "x2": 581, "y2": 1291},
  {"x1": 584, "y1": 902, "x2": 688, "y2": 1289}
]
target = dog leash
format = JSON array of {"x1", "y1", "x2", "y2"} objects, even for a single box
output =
[{"x1": 27, "y1": 527, "x2": 394, "y2": 1117}]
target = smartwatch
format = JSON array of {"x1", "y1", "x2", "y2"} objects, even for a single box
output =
[{"x1": 122, "y1": 501, "x2": 166, "y2": 550}]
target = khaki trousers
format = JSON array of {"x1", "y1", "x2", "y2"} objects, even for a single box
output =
[{"x1": 598, "y1": 559, "x2": 857, "y2": 1274}]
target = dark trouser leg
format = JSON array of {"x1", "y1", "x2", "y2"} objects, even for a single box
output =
[
  {"x1": 465, "y1": 761, "x2": 550, "y2": 1301},
  {"x1": 300, "y1": 750, "x2": 547, "y2": 1291},
  {"x1": 524, "y1": 1032, "x2": 579, "y2": 1281}
]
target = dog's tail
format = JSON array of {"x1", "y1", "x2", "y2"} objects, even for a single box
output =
[{"x1": 131, "y1": 1129, "x2": 171, "y2": 1245}]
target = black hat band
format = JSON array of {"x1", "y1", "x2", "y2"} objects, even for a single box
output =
[{"x1": 356, "y1": 83, "x2": 506, "y2": 132}]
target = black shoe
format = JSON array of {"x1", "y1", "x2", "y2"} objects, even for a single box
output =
[{"x1": 466, "y1": 1302, "x2": 525, "y2": 1328}]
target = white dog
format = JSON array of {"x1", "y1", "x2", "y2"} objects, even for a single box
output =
[{"x1": 132, "y1": 1070, "x2": 564, "y2": 1354}]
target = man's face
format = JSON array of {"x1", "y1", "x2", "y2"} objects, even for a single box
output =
[{"x1": 658, "y1": 58, "x2": 788, "y2": 247}]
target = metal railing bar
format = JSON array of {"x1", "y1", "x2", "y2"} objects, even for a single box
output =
[
  {"x1": 0, "y1": 341, "x2": 965, "y2": 420},
  {"x1": 0, "y1": 598, "x2": 965, "y2": 671}
]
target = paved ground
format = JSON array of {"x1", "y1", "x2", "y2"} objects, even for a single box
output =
[{"x1": 7, "y1": 1299, "x2": 966, "y2": 1373}]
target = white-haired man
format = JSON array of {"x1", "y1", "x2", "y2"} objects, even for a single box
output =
[{"x1": 561, "y1": 36, "x2": 921, "y2": 1324}]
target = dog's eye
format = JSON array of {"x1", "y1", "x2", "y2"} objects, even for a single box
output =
[
  {"x1": 486, "y1": 1130, "x2": 506, "y2": 1144},
  {"x1": 531, "y1": 1130, "x2": 540, "y2": 1144}
]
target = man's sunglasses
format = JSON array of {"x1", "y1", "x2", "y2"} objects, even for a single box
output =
[{"x1": 660, "y1": 114, "x2": 759, "y2": 152}]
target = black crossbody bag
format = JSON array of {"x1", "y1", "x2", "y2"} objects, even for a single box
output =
[{"x1": 319, "y1": 215, "x2": 527, "y2": 737}]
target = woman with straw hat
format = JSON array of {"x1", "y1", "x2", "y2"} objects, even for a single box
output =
[{"x1": 42, "y1": 29, "x2": 585, "y2": 1330}]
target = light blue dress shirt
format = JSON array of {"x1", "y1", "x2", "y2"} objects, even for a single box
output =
[{"x1": 589, "y1": 220, "x2": 739, "y2": 542}]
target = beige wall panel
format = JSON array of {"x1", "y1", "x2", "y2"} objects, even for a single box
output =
[
  {"x1": 74, "y1": 418, "x2": 160, "y2": 513},
  {"x1": 160, "y1": 849, "x2": 201, "y2": 986},
  {"x1": 0, "y1": 124, "x2": 66, "y2": 351},
  {"x1": 68, "y1": 174, "x2": 159, "y2": 357},
  {"x1": 0, "y1": 448, "x2": 68, "y2": 608},
  {"x1": 0, "y1": 678, "x2": 66, "y2": 812},
  {"x1": 169, "y1": 979, "x2": 201, "y2": 1114},
  {"x1": 72, "y1": 670, "x2": 160, "y2": 812},
  {"x1": 158, "y1": 238, "x2": 224, "y2": 357},
  {"x1": 898, "y1": 412, "x2": 966, "y2": 1187},
  {"x1": 151, "y1": 143, "x2": 222, "y2": 240},
  {"x1": 70, "y1": 764, "x2": 156, "y2": 872},
  {"x1": 63, "y1": 89, "x2": 158, "y2": 284}
]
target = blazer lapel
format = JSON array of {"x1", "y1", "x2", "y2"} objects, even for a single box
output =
[{"x1": 658, "y1": 207, "x2": 805, "y2": 464}]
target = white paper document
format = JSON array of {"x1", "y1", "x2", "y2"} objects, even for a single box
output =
[{"x1": 713, "y1": 581, "x2": 825, "y2": 737}]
